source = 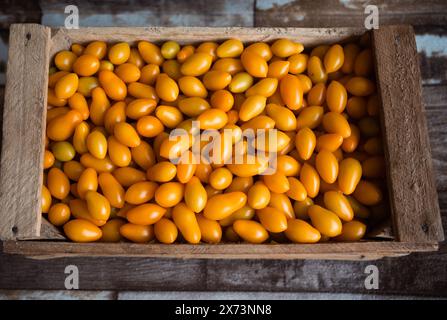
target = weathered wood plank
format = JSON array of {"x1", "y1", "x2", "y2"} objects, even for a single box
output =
[
  {"x1": 41, "y1": 0, "x2": 255, "y2": 27},
  {"x1": 1, "y1": 241, "x2": 437, "y2": 260},
  {"x1": 0, "y1": 249, "x2": 446, "y2": 296},
  {"x1": 255, "y1": 0, "x2": 447, "y2": 28},
  {"x1": 0, "y1": 24, "x2": 50, "y2": 240},
  {"x1": 0, "y1": 0, "x2": 41, "y2": 29},
  {"x1": 372, "y1": 25, "x2": 444, "y2": 243}
]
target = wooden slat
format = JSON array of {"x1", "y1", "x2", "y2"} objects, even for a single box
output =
[
  {"x1": 49, "y1": 26, "x2": 366, "y2": 57},
  {"x1": 1, "y1": 241, "x2": 437, "y2": 260},
  {"x1": 255, "y1": 0, "x2": 447, "y2": 28},
  {"x1": 372, "y1": 25, "x2": 444, "y2": 243},
  {"x1": 40, "y1": 0, "x2": 254, "y2": 28},
  {"x1": 0, "y1": 24, "x2": 50, "y2": 240}
]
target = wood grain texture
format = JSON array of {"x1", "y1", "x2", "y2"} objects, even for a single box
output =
[
  {"x1": 1, "y1": 241, "x2": 437, "y2": 260},
  {"x1": 372, "y1": 25, "x2": 444, "y2": 243},
  {"x1": 49, "y1": 26, "x2": 365, "y2": 57},
  {"x1": 255, "y1": 0, "x2": 447, "y2": 28},
  {"x1": 0, "y1": 248, "x2": 446, "y2": 296},
  {"x1": 0, "y1": 24, "x2": 50, "y2": 240},
  {"x1": 40, "y1": 0, "x2": 254, "y2": 27}
]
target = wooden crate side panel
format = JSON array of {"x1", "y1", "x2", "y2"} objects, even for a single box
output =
[
  {"x1": 1, "y1": 241, "x2": 437, "y2": 260},
  {"x1": 49, "y1": 26, "x2": 366, "y2": 56},
  {"x1": 0, "y1": 24, "x2": 50, "y2": 240},
  {"x1": 372, "y1": 25, "x2": 444, "y2": 243}
]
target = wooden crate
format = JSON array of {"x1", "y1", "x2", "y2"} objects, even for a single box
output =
[{"x1": 0, "y1": 24, "x2": 443, "y2": 260}]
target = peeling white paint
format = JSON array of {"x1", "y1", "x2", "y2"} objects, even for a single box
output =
[
  {"x1": 416, "y1": 34, "x2": 447, "y2": 57},
  {"x1": 256, "y1": 0, "x2": 294, "y2": 11}
]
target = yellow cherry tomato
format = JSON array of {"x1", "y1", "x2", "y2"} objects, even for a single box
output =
[
  {"x1": 347, "y1": 196, "x2": 370, "y2": 219},
  {"x1": 113, "y1": 122, "x2": 140, "y2": 147},
  {"x1": 54, "y1": 50, "x2": 77, "y2": 71},
  {"x1": 341, "y1": 43, "x2": 360, "y2": 74},
  {"x1": 138, "y1": 41, "x2": 164, "y2": 65},
  {"x1": 241, "y1": 49, "x2": 268, "y2": 78},
  {"x1": 286, "y1": 177, "x2": 307, "y2": 201},
  {"x1": 265, "y1": 103, "x2": 296, "y2": 131},
  {"x1": 178, "y1": 97, "x2": 210, "y2": 117},
  {"x1": 316, "y1": 133, "x2": 343, "y2": 152},
  {"x1": 354, "y1": 48, "x2": 373, "y2": 77},
  {"x1": 84, "y1": 41, "x2": 107, "y2": 59},
  {"x1": 271, "y1": 39, "x2": 303, "y2": 58},
  {"x1": 247, "y1": 181, "x2": 270, "y2": 209},
  {"x1": 77, "y1": 167, "x2": 98, "y2": 199},
  {"x1": 184, "y1": 176, "x2": 207, "y2": 213},
  {"x1": 44, "y1": 150, "x2": 55, "y2": 169},
  {"x1": 293, "y1": 197, "x2": 314, "y2": 220},
  {"x1": 263, "y1": 171, "x2": 290, "y2": 193},
  {"x1": 295, "y1": 127, "x2": 316, "y2": 160},
  {"x1": 136, "y1": 115, "x2": 164, "y2": 138},
  {"x1": 115, "y1": 63, "x2": 141, "y2": 83},
  {"x1": 172, "y1": 202, "x2": 201, "y2": 244},
  {"x1": 245, "y1": 78, "x2": 278, "y2": 98},
  {"x1": 246, "y1": 42, "x2": 272, "y2": 60},
  {"x1": 155, "y1": 73, "x2": 179, "y2": 102},
  {"x1": 99, "y1": 60, "x2": 114, "y2": 72},
  {"x1": 47, "y1": 167, "x2": 70, "y2": 200},
  {"x1": 113, "y1": 167, "x2": 146, "y2": 187},
  {"x1": 100, "y1": 219, "x2": 126, "y2": 242},
  {"x1": 197, "y1": 214, "x2": 222, "y2": 244},
  {"x1": 68, "y1": 92, "x2": 89, "y2": 120},
  {"x1": 48, "y1": 203, "x2": 71, "y2": 226},
  {"x1": 204, "y1": 192, "x2": 247, "y2": 220},
  {"x1": 120, "y1": 223, "x2": 154, "y2": 243},
  {"x1": 85, "y1": 190, "x2": 111, "y2": 220},
  {"x1": 217, "y1": 39, "x2": 244, "y2": 58},
  {"x1": 64, "y1": 219, "x2": 102, "y2": 242},
  {"x1": 279, "y1": 74, "x2": 303, "y2": 110},
  {"x1": 267, "y1": 60, "x2": 290, "y2": 79},
  {"x1": 51, "y1": 141, "x2": 76, "y2": 162},
  {"x1": 127, "y1": 203, "x2": 166, "y2": 225},
  {"x1": 98, "y1": 70, "x2": 127, "y2": 101},
  {"x1": 308, "y1": 205, "x2": 342, "y2": 237},
  {"x1": 346, "y1": 77, "x2": 375, "y2": 96},
  {"x1": 140, "y1": 64, "x2": 160, "y2": 85},
  {"x1": 335, "y1": 220, "x2": 367, "y2": 241},
  {"x1": 299, "y1": 163, "x2": 320, "y2": 198},
  {"x1": 315, "y1": 150, "x2": 339, "y2": 184},
  {"x1": 233, "y1": 220, "x2": 268, "y2": 244},
  {"x1": 154, "y1": 182, "x2": 184, "y2": 207},
  {"x1": 107, "y1": 136, "x2": 131, "y2": 167},
  {"x1": 257, "y1": 206, "x2": 288, "y2": 233},
  {"x1": 55, "y1": 73, "x2": 79, "y2": 99},
  {"x1": 324, "y1": 191, "x2": 354, "y2": 222},
  {"x1": 197, "y1": 108, "x2": 228, "y2": 130},
  {"x1": 288, "y1": 53, "x2": 308, "y2": 74},
  {"x1": 98, "y1": 172, "x2": 125, "y2": 208},
  {"x1": 147, "y1": 161, "x2": 177, "y2": 182},
  {"x1": 155, "y1": 105, "x2": 184, "y2": 128},
  {"x1": 73, "y1": 54, "x2": 100, "y2": 76},
  {"x1": 207, "y1": 167, "x2": 232, "y2": 190},
  {"x1": 80, "y1": 153, "x2": 115, "y2": 173},
  {"x1": 326, "y1": 80, "x2": 347, "y2": 113},
  {"x1": 161, "y1": 41, "x2": 180, "y2": 59},
  {"x1": 322, "y1": 112, "x2": 351, "y2": 138},
  {"x1": 324, "y1": 44, "x2": 344, "y2": 73},
  {"x1": 202, "y1": 70, "x2": 232, "y2": 91},
  {"x1": 353, "y1": 180, "x2": 383, "y2": 206},
  {"x1": 77, "y1": 76, "x2": 99, "y2": 97},
  {"x1": 154, "y1": 218, "x2": 178, "y2": 244},
  {"x1": 307, "y1": 83, "x2": 326, "y2": 106},
  {"x1": 180, "y1": 52, "x2": 213, "y2": 76},
  {"x1": 338, "y1": 158, "x2": 362, "y2": 195},
  {"x1": 228, "y1": 72, "x2": 253, "y2": 93},
  {"x1": 41, "y1": 185, "x2": 52, "y2": 213},
  {"x1": 126, "y1": 98, "x2": 157, "y2": 120},
  {"x1": 86, "y1": 131, "x2": 107, "y2": 160},
  {"x1": 269, "y1": 192, "x2": 294, "y2": 219},
  {"x1": 296, "y1": 106, "x2": 323, "y2": 130},
  {"x1": 123, "y1": 181, "x2": 157, "y2": 205},
  {"x1": 239, "y1": 95, "x2": 267, "y2": 121},
  {"x1": 285, "y1": 219, "x2": 321, "y2": 243},
  {"x1": 307, "y1": 56, "x2": 327, "y2": 84},
  {"x1": 178, "y1": 76, "x2": 208, "y2": 97}
]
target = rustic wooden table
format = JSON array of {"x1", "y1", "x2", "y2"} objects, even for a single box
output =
[{"x1": 0, "y1": 0, "x2": 446, "y2": 298}]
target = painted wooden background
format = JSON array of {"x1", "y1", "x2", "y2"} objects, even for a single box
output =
[{"x1": 0, "y1": 0, "x2": 446, "y2": 298}]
